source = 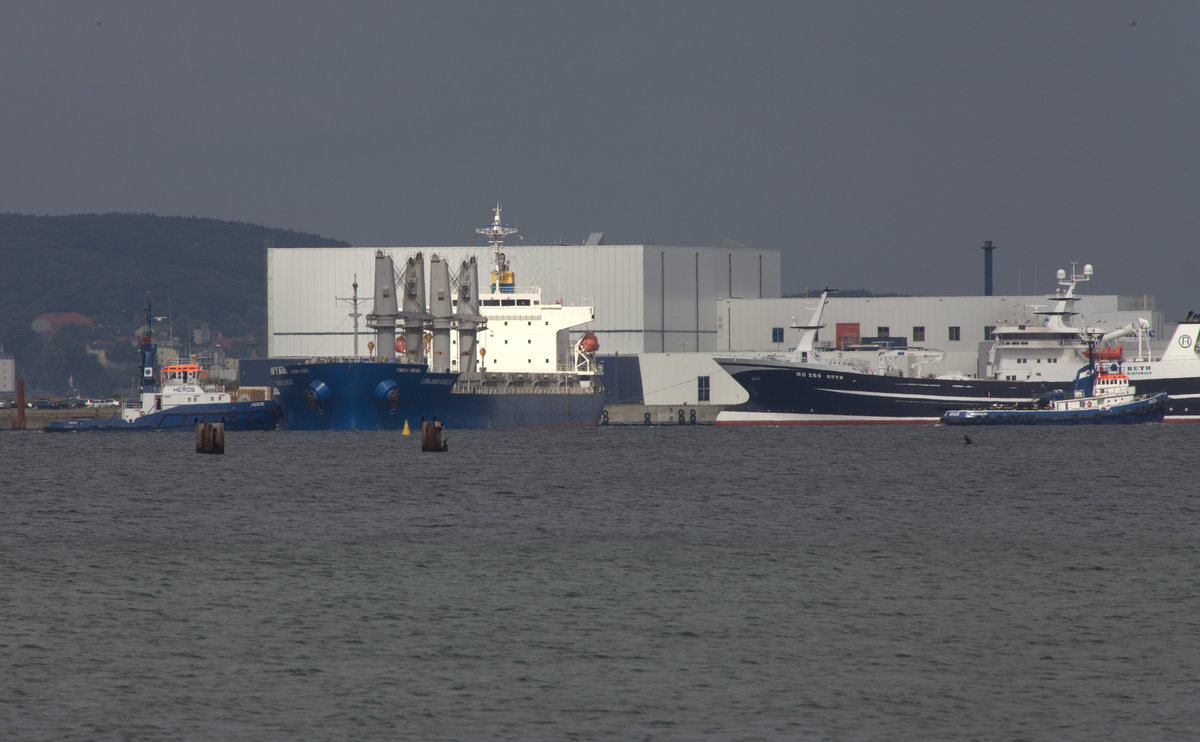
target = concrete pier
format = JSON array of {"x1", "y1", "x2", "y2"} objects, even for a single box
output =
[{"x1": 600, "y1": 404, "x2": 725, "y2": 426}]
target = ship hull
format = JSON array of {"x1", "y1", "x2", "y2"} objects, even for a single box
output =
[
  {"x1": 440, "y1": 388, "x2": 605, "y2": 429},
  {"x1": 273, "y1": 361, "x2": 458, "y2": 431},
  {"x1": 715, "y1": 357, "x2": 1200, "y2": 424},
  {"x1": 273, "y1": 361, "x2": 604, "y2": 431},
  {"x1": 942, "y1": 392, "x2": 1167, "y2": 425},
  {"x1": 44, "y1": 401, "x2": 280, "y2": 432}
]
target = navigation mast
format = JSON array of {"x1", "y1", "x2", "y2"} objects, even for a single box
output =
[
  {"x1": 476, "y1": 203, "x2": 519, "y2": 294},
  {"x1": 336, "y1": 274, "x2": 366, "y2": 357}
]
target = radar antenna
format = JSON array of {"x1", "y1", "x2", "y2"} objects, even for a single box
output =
[
  {"x1": 475, "y1": 203, "x2": 520, "y2": 294},
  {"x1": 476, "y1": 202, "x2": 518, "y2": 268}
]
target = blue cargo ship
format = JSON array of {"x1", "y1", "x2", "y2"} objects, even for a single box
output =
[
  {"x1": 272, "y1": 205, "x2": 604, "y2": 431},
  {"x1": 272, "y1": 360, "x2": 603, "y2": 431}
]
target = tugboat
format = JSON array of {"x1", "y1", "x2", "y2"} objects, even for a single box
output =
[
  {"x1": 45, "y1": 295, "x2": 280, "y2": 432},
  {"x1": 941, "y1": 352, "x2": 1168, "y2": 425}
]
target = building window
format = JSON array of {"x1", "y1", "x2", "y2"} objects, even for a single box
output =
[
  {"x1": 697, "y1": 375, "x2": 710, "y2": 402},
  {"x1": 877, "y1": 327, "x2": 890, "y2": 338},
  {"x1": 984, "y1": 325, "x2": 995, "y2": 341},
  {"x1": 771, "y1": 327, "x2": 784, "y2": 343},
  {"x1": 912, "y1": 326, "x2": 925, "y2": 342},
  {"x1": 948, "y1": 326, "x2": 961, "y2": 341}
]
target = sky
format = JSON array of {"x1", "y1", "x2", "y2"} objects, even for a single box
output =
[{"x1": 4, "y1": 1, "x2": 1198, "y2": 317}]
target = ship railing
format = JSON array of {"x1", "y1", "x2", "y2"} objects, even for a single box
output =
[
  {"x1": 993, "y1": 338, "x2": 1084, "y2": 347},
  {"x1": 535, "y1": 362, "x2": 600, "y2": 375},
  {"x1": 721, "y1": 351, "x2": 793, "y2": 362},
  {"x1": 478, "y1": 311, "x2": 543, "y2": 321},
  {"x1": 815, "y1": 356, "x2": 873, "y2": 374},
  {"x1": 481, "y1": 286, "x2": 542, "y2": 299},
  {"x1": 452, "y1": 375, "x2": 598, "y2": 394},
  {"x1": 452, "y1": 385, "x2": 597, "y2": 395}
]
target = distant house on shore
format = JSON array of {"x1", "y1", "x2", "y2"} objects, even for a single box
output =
[{"x1": 31, "y1": 312, "x2": 95, "y2": 339}]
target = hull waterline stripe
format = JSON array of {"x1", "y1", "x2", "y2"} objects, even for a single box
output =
[{"x1": 808, "y1": 386, "x2": 1031, "y2": 404}]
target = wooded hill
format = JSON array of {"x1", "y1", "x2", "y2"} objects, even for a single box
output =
[
  {"x1": 1, "y1": 212, "x2": 348, "y2": 331},
  {"x1": 0, "y1": 213, "x2": 349, "y2": 394}
]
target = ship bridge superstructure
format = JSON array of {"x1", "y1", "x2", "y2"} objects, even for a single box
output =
[
  {"x1": 986, "y1": 264, "x2": 1155, "y2": 382},
  {"x1": 461, "y1": 203, "x2": 596, "y2": 375},
  {"x1": 346, "y1": 205, "x2": 598, "y2": 377}
]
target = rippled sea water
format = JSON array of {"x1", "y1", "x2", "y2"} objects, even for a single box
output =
[{"x1": 3, "y1": 424, "x2": 1199, "y2": 741}]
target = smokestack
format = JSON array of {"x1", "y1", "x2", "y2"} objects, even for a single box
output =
[{"x1": 981, "y1": 240, "x2": 996, "y2": 296}]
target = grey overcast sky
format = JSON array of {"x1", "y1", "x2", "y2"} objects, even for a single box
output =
[{"x1": 3, "y1": 1, "x2": 1198, "y2": 317}]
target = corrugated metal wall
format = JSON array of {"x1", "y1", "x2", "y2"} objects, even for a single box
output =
[{"x1": 268, "y1": 244, "x2": 781, "y2": 358}]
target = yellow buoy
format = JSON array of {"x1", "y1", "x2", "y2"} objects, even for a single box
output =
[{"x1": 402, "y1": 419, "x2": 411, "y2": 435}]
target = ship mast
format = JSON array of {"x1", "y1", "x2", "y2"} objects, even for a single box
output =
[
  {"x1": 336, "y1": 274, "x2": 365, "y2": 357},
  {"x1": 139, "y1": 292, "x2": 156, "y2": 397},
  {"x1": 1037, "y1": 262, "x2": 1092, "y2": 329},
  {"x1": 476, "y1": 203, "x2": 519, "y2": 293}
]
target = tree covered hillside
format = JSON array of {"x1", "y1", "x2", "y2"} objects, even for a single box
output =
[{"x1": 0, "y1": 213, "x2": 349, "y2": 394}]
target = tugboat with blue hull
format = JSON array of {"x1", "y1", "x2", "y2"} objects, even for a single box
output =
[
  {"x1": 272, "y1": 205, "x2": 604, "y2": 431},
  {"x1": 941, "y1": 355, "x2": 1168, "y2": 425},
  {"x1": 46, "y1": 295, "x2": 280, "y2": 432},
  {"x1": 716, "y1": 263, "x2": 1200, "y2": 424}
]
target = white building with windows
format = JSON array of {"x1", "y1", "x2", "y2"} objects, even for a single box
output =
[{"x1": 0, "y1": 352, "x2": 14, "y2": 394}]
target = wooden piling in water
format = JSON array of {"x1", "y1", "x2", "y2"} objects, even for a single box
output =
[
  {"x1": 421, "y1": 420, "x2": 447, "y2": 452},
  {"x1": 13, "y1": 379, "x2": 26, "y2": 430},
  {"x1": 196, "y1": 422, "x2": 225, "y2": 454}
]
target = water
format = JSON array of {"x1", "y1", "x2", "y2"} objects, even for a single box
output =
[{"x1": 3, "y1": 425, "x2": 1199, "y2": 741}]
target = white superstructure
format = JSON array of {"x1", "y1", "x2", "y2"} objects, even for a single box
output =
[
  {"x1": 469, "y1": 204, "x2": 596, "y2": 374},
  {"x1": 717, "y1": 290, "x2": 1162, "y2": 381},
  {"x1": 120, "y1": 363, "x2": 233, "y2": 422}
]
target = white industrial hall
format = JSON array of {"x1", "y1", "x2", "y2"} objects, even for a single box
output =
[{"x1": 265, "y1": 221, "x2": 1158, "y2": 410}]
